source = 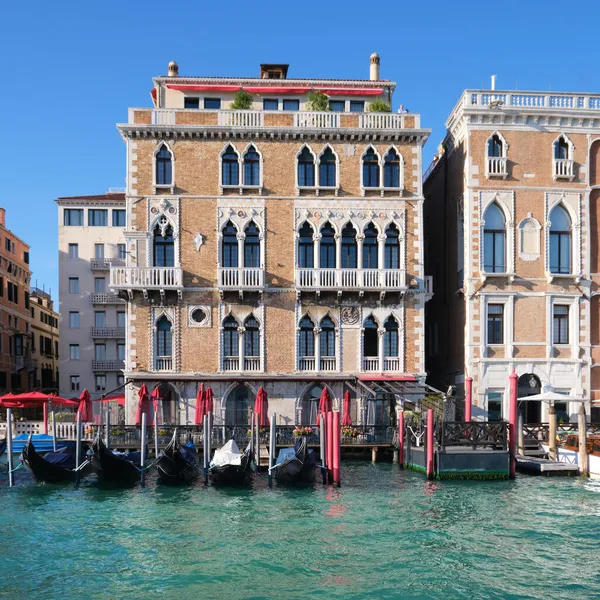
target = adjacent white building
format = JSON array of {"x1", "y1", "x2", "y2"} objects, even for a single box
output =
[{"x1": 57, "y1": 192, "x2": 126, "y2": 399}]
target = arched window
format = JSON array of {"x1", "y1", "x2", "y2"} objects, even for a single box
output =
[
  {"x1": 298, "y1": 315, "x2": 315, "y2": 364},
  {"x1": 320, "y1": 316, "x2": 336, "y2": 358},
  {"x1": 244, "y1": 315, "x2": 260, "y2": 358},
  {"x1": 244, "y1": 221, "x2": 260, "y2": 268},
  {"x1": 555, "y1": 136, "x2": 570, "y2": 160},
  {"x1": 222, "y1": 221, "x2": 239, "y2": 268},
  {"x1": 319, "y1": 147, "x2": 336, "y2": 187},
  {"x1": 363, "y1": 316, "x2": 378, "y2": 357},
  {"x1": 363, "y1": 222, "x2": 378, "y2": 268},
  {"x1": 341, "y1": 223, "x2": 357, "y2": 268},
  {"x1": 383, "y1": 316, "x2": 399, "y2": 357},
  {"x1": 298, "y1": 222, "x2": 314, "y2": 268},
  {"x1": 320, "y1": 222, "x2": 336, "y2": 268},
  {"x1": 222, "y1": 145, "x2": 239, "y2": 186},
  {"x1": 156, "y1": 144, "x2": 172, "y2": 186},
  {"x1": 223, "y1": 315, "x2": 239, "y2": 361},
  {"x1": 363, "y1": 147, "x2": 380, "y2": 188},
  {"x1": 301, "y1": 385, "x2": 322, "y2": 425},
  {"x1": 549, "y1": 204, "x2": 572, "y2": 274},
  {"x1": 384, "y1": 223, "x2": 400, "y2": 269},
  {"x1": 153, "y1": 221, "x2": 174, "y2": 267},
  {"x1": 483, "y1": 203, "x2": 506, "y2": 273},
  {"x1": 487, "y1": 134, "x2": 504, "y2": 158},
  {"x1": 243, "y1": 144, "x2": 260, "y2": 186},
  {"x1": 226, "y1": 385, "x2": 250, "y2": 426},
  {"x1": 383, "y1": 148, "x2": 400, "y2": 188},
  {"x1": 297, "y1": 147, "x2": 315, "y2": 187},
  {"x1": 156, "y1": 316, "x2": 172, "y2": 360}
]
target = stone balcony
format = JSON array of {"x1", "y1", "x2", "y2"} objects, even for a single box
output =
[
  {"x1": 295, "y1": 268, "x2": 407, "y2": 296},
  {"x1": 218, "y1": 267, "x2": 264, "y2": 297},
  {"x1": 110, "y1": 266, "x2": 183, "y2": 300}
]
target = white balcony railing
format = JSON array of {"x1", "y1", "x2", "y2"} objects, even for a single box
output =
[
  {"x1": 152, "y1": 110, "x2": 176, "y2": 125},
  {"x1": 91, "y1": 360, "x2": 125, "y2": 372},
  {"x1": 486, "y1": 156, "x2": 507, "y2": 178},
  {"x1": 299, "y1": 357, "x2": 316, "y2": 371},
  {"x1": 294, "y1": 112, "x2": 340, "y2": 129},
  {"x1": 91, "y1": 327, "x2": 125, "y2": 339},
  {"x1": 554, "y1": 159, "x2": 574, "y2": 180},
  {"x1": 155, "y1": 357, "x2": 173, "y2": 371},
  {"x1": 468, "y1": 91, "x2": 600, "y2": 111},
  {"x1": 218, "y1": 110, "x2": 264, "y2": 128},
  {"x1": 110, "y1": 267, "x2": 183, "y2": 291},
  {"x1": 223, "y1": 357, "x2": 240, "y2": 371},
  {"x1": 320, "y1": 357, "x2": 337, "y2": 371},
  {"x1": 296, "y1": 268, "x2": 406, "y2": 291},
  {"x1": 363, "y1": 358, "x2": 380, "y2": 371},
  {"x1": 358, "y1": 113, "x2": 405, "y2": 129},
  {"x1": 218, "y1": 267, "x2": 264, "y2": 290},
  {"x1": 244, "y1": 357, "x2": 261, "y2": 371},
  {"x1": 91, "y1": 293, "x2": 125, "y2": 305},
  {"x1": 384, "y1": 357, "x2": 401, "y2": 371}
]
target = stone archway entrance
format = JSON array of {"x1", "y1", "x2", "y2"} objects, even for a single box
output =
[
  {"x1": 155, "y1": 382, "x2": 179, "y2": 425},
  {"x1": 224, "y1": 384, "x2": 256, "y2": 425},
  {"x1": 517, "y1": 373, "x2": 542, "y2": 423}
]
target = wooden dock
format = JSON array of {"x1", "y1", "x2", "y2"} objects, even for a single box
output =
[{"x1": 516, "y1": 455, "x2": 579, "y2": 476}]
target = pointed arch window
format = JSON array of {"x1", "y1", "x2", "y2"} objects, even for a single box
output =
[
  {"x1": 244, "y1": 315, "x2": 260, "y2": 358},
  {"x1": 298, "y1": 147, "x2": 315, "y2": 187},
  {"x1": 553, "y1": 135, "x2": 574, "y2": 180},
  {"x1": 383, "y1": 316, "x2": 399, "y2": 357},
  {"x1": 320, "y1": 222, "x2": 336, "y2": 268},
  {"x1": 298, "y1": 222, "x2": 314, "y2": 268},
  {"x1": 243, "y1": 145, "x2": 260, "y2": 187},
  {"x1": 554, "y1": 136, "x2": 570, "y2": 160},
  {"x1": 222, "y1": 145, "x2": 239, "y2": 186},
  {"x1": 363, "y1": 147, "x2": 380, "y2": 188},
  {"x1": 222, "y1": 221, "x2": 239, "y2": 268},
  {"x1": 319, "y1": 147, "x2": 337, "y2": 187},
  {"x1": 363, "y1": 316, "x2": 379, "y2": 357},
  {"x1": 549, "y1": 204, "x2": 572, "y2": 274},
  {"x1": 156, "y1": 144, "x2": 172, "y2": 186},
  {"x1": 483, "y1": 203, "x2": 506, "y2": 273},
  {"x1": 298, "y1": 316, "x2": 315, "y2": 363},
  {"x1": 153, "y1": 221, "x2": 174, "y2": 267},
  {"x1": 244, "y1": 221, "x2": 260, "y2": 268},
  {"x1": 223, "y1": 316, "x2": 239, "y2": 360},
  {"x1": 383, "y1": 148, "x2": 400, "y2": 188},
  {"x1": 384, "y1": 223, "x2": 400, "y2": 269},
  {"x1": 341, "y1": 223, "x2": 357, "y2": 268},
  {"x1": 156, "y1": 316, "x2": 172, "y2": 362},
  {"x1": 488, "y1": 134, "x2": 504, "y2": 157},
  {"x1": 363, "y1": 222, "x2": 379, "y2": 269},
  {"x1": 320, "y1": 316, "x2": 336, "y2": 358}
]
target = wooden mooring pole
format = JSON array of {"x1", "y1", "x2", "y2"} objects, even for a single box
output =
[
  {"x1": 154, "y1": 410, "x2": 159, "y2": 458},
  {"x1": 255, "y1": 413, "x2": 260, "y2": 471},
  {"x1": 75, "y1": 412, "x2": 82, "y2": 485},
  {"x1": 52, "y1": 410, "x2": 57, "y2": 452},
  {"x1": 105, "y1": 406, "x2": 111, "y2": 449},
  {"x1": 548, "y1": 404, "x2": 557, "y2": 461},
  {"x1": 43, "y1": 401, "x2": 48, "y2": 435},
  {"x1": 268, "y1": 413, "x2": 276, "y2": 487},
  {"x1": 140, "y1": 413, "x2": 147, "y2": 486},
  {"x1": 203, "y1": 414, "x2": 209, "y2": 484},
  {"x1": 398, "y1": 411, "x2": 405, "y2": 467},
  {"x1": 7, "y1": 408, "x2": 14, "y2": 487},
  {"x1": 517, "y1": 412, "x2": 524, "y2": 456},
  {"x1": 426, "y1": 408, "x2": 434, "y2": 479},
  {"x1": 578, "y1": 405, "x2": 589, "y2": 477}
]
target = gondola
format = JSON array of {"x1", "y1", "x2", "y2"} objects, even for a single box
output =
[
  {"x1": 21, "y1": 438, "x2": 92, "y2": 483},
  {"x1": 0, "y1": 437, "x2": 6, "y2": 460},
  {"x1": 271, "y1": 437, "x2": 317, "y2": 483},
  {"x1": 209, "y1": 439, "x2": 252, "y2": 485},
  {"x1": 89, "y1": 437, "x2": 143, "y2": 484},
  {"x1": 155, "y1": 431, "x2": 199, "y2": 485}
]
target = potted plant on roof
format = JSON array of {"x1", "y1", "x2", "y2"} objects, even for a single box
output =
[
  {"x1": 367, "y1": 99, "x2": 391, "y2": 113},
  {"x1": 306, "y1": 90, "x2": 329, "y2": 112},
  {"x1": 231, "y1": 89, "x2": 254, "y2": 110}
]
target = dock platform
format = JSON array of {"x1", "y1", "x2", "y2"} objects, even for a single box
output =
[{"x1": 516, "y1": 455, "x2": 579, "y2": 476}]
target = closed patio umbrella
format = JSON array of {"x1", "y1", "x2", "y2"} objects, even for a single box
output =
[
  {"x1": 254, "y1": 386, "x2": 269, "y2": 427},
  {"x1": 204, "y1": 387, "x2": 214, "y2": 419},
  {"x1": 341, "y1": 391, "x2": 352, "y2": 426},
  {"x1": 316, "y1": 387, "x2": 332, "y2": 426},
  {"x1": 77, "y1": 389, "x2": 92, "y2": 422},
  {"x1": 194, "y1": 384, "x2": 205, "y2": 426},
  {"x1": 135, "y1": 384, "x2": 150, "y2": 426},
  {"x1": 151, "y1": 386, "x2": 162, "y2": 425}
]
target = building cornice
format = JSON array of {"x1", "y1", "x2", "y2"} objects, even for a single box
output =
[{"x1": 55, "y1": 199, "x2": 126, "y2": 207}]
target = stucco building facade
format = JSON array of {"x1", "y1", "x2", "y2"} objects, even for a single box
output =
[{"x1": 29, "y1": 287, "x2": 59, "y2": 393}]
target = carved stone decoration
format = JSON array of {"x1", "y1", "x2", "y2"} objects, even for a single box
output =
[
  {"x1": 158, "y1": 216, "x2": 170, "y2": 238},
  {"x1": 194, "y1": 233, "x2": 204, "y2": 251},
  {"x1": 341, "y1": 306, "x2": 360, "y2": 325}
]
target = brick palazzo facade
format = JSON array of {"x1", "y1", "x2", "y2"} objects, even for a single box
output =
[
  {"x1": 425, "y1": 88, "x2": 600, "y2": 422},
  {"x1": 112, "y1": 56, "x2": 432, "y2": 425}
]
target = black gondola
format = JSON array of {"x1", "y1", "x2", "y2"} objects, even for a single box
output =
[
  {"x1": 21, "y1": 439, "x2": 92, "y2": 483},
  {"x1": 209, "y1": 439, "x2": 252, "y2": 485},
  {"x1": 89, "y1": 438, "x2": 142, "y2": 484},
  {"x1": 0, "y1": 437, "x2": 6, "y2": 460},
  {"x1": 155, "y1": 431, "x2": 199, "y2": 485},
  {"x1": 271, "y1": 437, "x2": 317, "y2": 483}
]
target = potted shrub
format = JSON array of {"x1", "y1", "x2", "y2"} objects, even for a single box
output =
[
  {"x1": 367, "y1": 99, "x2": 392, "y2": 113},
  {"x1": 306, "y1": 90, "x2": 329, "y2": 112},
  {"x1": 231, "y1": 89, "x2": 253, "y2": 110}
]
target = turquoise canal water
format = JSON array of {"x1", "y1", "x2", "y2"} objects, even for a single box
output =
[{"x1": 1, "y1": 465, "x2": 599, "y2": 600}]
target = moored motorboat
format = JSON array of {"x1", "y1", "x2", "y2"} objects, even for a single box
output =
[
  {"x1": 209, "y1": 439, "x2": 252, "y2": 485},
  {"x1": 89, "y1": 438, "x2": 143, "y2": 484},
  {"x1": 271, "y1": 437, "x2": 317, "y2": 483},
  {"x1": 542, "y1": 434, "x2": 600, "y2": 477},
  {"x1": 21, "y1": 438, "x2": 92, "y2": 483},
  {"x1": 155, "y1": 431, "x2": 199, "y2": 485}
]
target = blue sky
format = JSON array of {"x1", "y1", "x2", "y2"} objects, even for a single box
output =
[{"x1": 2, "y1": 0, "x2": 599, "y2": 298}]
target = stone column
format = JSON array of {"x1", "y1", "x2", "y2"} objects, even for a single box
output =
[
  {"x1": 378, "y1": 327, "x2": 386, "y2": 372},
  {"x1": 356, "y1": 234, "x2": 364, "y2": 270},
  {"x1": 237, "y1": 232, "x2": 245, "y2": 269},
  {"x1": 238, "y1": 326, "x2": 245, "y2": 371},
  {"x1": 314, "y1": 327, "x2": 321, "y2": 372},
  {"x1": 377, "y1": 234, "x2": 387, "y2": 270}
]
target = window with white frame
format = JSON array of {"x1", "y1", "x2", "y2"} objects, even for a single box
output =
[
  {"x1": 222, "y1": 315, "x2": 239, "y2": 370},
  {"x1": 553, "y1": 134, "x2": 574, "y2": 180},
  {"x1": 318, "y1": 146, "x2": 337, "y2": 188},
  {"x1": 242, "y1": 144, "x2": 261, "y2": 187},
  {"x1": 298, "y1": 222, "x2": 315, "y2": 268},
  {"x1": 549, "y1": 204, "x2": 572, "y2": 274},
  {"x1": 362, "y1": 146, "x2": 380, "y2": 188},
  {"x1": 487, "y1": 391, "x2": 503, "y2": 421},
  {"x1": 298, "y1": 315, "x2": 315, "y2": 370},
  {"x1": 483, "y1": 203, "x2": 506, "y2": 273},
  {"x1": 297, "y1": 146, "x2": 316, "y2": 188},
  {"x1": 487, "y1": 304, "x2": 504, "y2": 344},
  {"x1": 485, "y1": 132, "x2": 508, "y2": 178},
  {"x1": 553, "y1": 305, "x2": 569, "y2": 344},
  {"x1": 156, "y1": 315, "x2": 172, "y2": 370},
  {"x1": 155, "y1": 143, "x2": 173, "y2": 186},
  {"x1": 221, "y1": 144, "x2": 240, "y2": 186},
  {"x1": 383, "y1": 148, "x2": 401, "y2": 188}
]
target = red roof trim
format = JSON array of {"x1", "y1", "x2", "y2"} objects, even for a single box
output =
[
  {"x1": 166, "y1": 84, "x2": 384, "y2": 96},
  {"x1": 357, "y1": 374, "x2": 418, "y2": 382}
]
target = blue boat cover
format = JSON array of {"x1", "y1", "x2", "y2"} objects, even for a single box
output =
[
  {"x1": 111, "y1": 449, "x2": 143, "y2": 466},
  {"x1": 179, "y1": 441, "x2": 198, "y2": 465},
  {"x1": 12, "y1": 434, "x2": 73, "y2": 453},
  {"x1": 276, "y1": 447, "x2": 297, "y2": 464},
  {"x1": 42, "y1": 452, "x2": 76, "y2": 469}
]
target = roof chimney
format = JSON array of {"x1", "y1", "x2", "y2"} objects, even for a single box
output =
[
  {"x1": 370, "y1": 52, "x2": 380, "y2": 81},
  {"x1": 168, "y1": 61, "x2": 179, "y2": 77},
  {"x1": 0, "y1": 208, "x2": 5, "y2": 228},
  {"x1": 491, "y1": 74, "x2": 497, "y2": 91}
]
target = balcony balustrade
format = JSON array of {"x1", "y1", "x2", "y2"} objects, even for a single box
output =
[
  {"x1": 296, "y1": 268, "x2": 406, "y2": 292},
  {"x1": 362, "y1": 357, "x2": 380, "y2": 371},
  {"x1": 554, "y1": 159, "x2": 574, "y2": 180},
  {"x1": 218, "y1": 110, "x2": 264, "y2": 128},
  {"x1": 223, "y1": 357, "x2": 239, "y2": 371},
  {"x1": 91, "y1": 258, "x2": 125, "y2": 271},
  {"x1": 92, "y1": 360, "x2": 125, "y2": 372},
  {"x1": 358, "y1": 113, "x2": 405, "y2": 129},
  {"x1": 244, "y1": 357, "x2": 261, "y2": 371},
  {"x1": 110, "y1": 266, "x2": 183, "y2": 293},
  {"x1": 91, "y1": 327, "x2": 125, "y2": 339},
  {"x1": 155, "y1": 357, "x2": 173, "y2": 371},
  {"x1": 299, "y1": 357, "x2": 316, "y2": 371},
  {"x1": 468, "y1": 91, "x2": 600, "y2": 111},
  {"x1": 91, "y1": 293, "x2": 125, "y2": 305},
  {"x1": 218, "y1": 267, "x2": 264, "y2": 292},
  {"x1": 486, "y1": 156, "x2": 507, "y2": 178},
  {"x1": 384, "y1": 357, "x2": 401, "y2": 371},
  {"x1": 320, "y1": 357, "x2": 337, "y2": 371},
  {"x1": 294, "y1": 112, "x2": 340, "y2": 129}
]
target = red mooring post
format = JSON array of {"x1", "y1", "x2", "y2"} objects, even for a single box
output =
[
  {"x1": 326, "y1": 411, "x2": 334, "y2": 480},
  {"x1": 43, "y1": 401, "x2": 48, "y2": 435},
  {"x1": 509, "y1": 369, "x2": 518, "y2": 479},
  {"x1": 465, "y1": 376, "x2": 473, "y2": 422},
  {"x1": 332, "y1": 411, "x2": 341, "y2": 486},
  {"x1": 398, "y1": 411, "x2": 405, "y2": 467},
  {"x1": 426, "y1": 408, "x2": 434, "y2": 479}
]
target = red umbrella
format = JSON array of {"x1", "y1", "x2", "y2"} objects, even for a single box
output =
[
  {"x1": 204, "y1": 387, "x2": 214, "y2": 419},
  {"x1": 135, "y1": 384, "x2": 150, "y2": 426},
  {"x1": 254, "y1": 386, "x2": 269, "y2": 427},
  {"x1": 194, "y1": 384, "x2": 205, "y2": 426},
  {"x1": 0, "y1": 393, "x2": 23, "y2": 408},
  {"x1": 316, "y1": 387, "x2": 332, "y2": 426},
  {"x1": 151, "y1": 386, "x2": 162, "y2": 425},
  {"x1": 341, "y1": 391, "x2": 352, "y2": 426},
  {"x1": 77, "y1": 389, "x2": 93, "y2": 422},
  {"x1": 8, "y1": 391, "x2": 78, "y2": 407}
]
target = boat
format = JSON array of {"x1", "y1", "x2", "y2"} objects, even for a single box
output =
[
  {"x1": 89, "y1": 438, "x2": 143, "y2": 484},
  {"x1": 271, "y1": 437, "x2": 317, "y2": 483},
  {"x1": 21, "y1": 438, "x2": 92, "y2": 483},
  {"x1": 11, "y1": 434, "x2": 75, "y2": 454},
  {"x1": 209, "y1": 439, "x2": 252, "y2": 485},
  {"x1": 155, "y1": 431, "x2": 199, "y2": 485},
  {"x1": 0, "y1": 437, "x2": 6, "y2": 460},
  {"x1": 541, "y1": 434, "x2": 600, "y2": 478}
]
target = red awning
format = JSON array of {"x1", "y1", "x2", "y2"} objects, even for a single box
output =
[
  {"x1": 316, "y1": 88, "x2": 383, "y2": 96},
  {"x1": 166, "y1": 84, "x2": 383, "y2": 96},
  {"x1": 357, "y1": 374, "x2": 417, "y2": 382},
  {"x1": 166, "y1": 84, "x2": 243, "y2": 92}
]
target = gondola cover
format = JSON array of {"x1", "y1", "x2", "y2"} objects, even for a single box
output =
[{"x1": 155, "y1": 433, "x2": 199, "y2": 485}]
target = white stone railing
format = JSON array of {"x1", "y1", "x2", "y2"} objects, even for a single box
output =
[
  {"x1": 468, "y1": 91, "x2": 600, "y2": 111},
  {"x1": 320, "y1": 357, "x2": 337, "y2": 371},
  {"x1": 486, "y1": 156, "x2": 507, "y2": 178},
  {"x1": 223, "y1": 357, "x2": 239, "y2": 371},
  {"x1": 359, "y1": 113, "x2": 405, "y2": 129},
  {"x1": 294, "y1": 112, "x2": 340, "y2": 128},
  {"x1": 152, "y1": 110, "x2": 176, "y2": 125},
  {"x1": 92, "y1": 360, "x2": 125, "y2": 372},
  {"x1": 155, "y1": 357, "x2": 173, "y2": 371},
  {"x1": 244, "y1": 357, "x2": 261, "y2": 371},
  {"x1": 296, "y1": 268, "x2": 406, "y2": 291},
  {"x1": 384, "y1": 357, "x2": 401, "y2": 371},
  {"x1": 110, "y1": 266, "x2": 183, "y2": 290},
  {"x1": 91, "y1": 293, "x2": 125, "y2": 304},
  {"x1": 299, "y1": 357, "x2": 316, "y2": 371},
  {"x1": 362, "y1": 358, "x2": 380, "y2": 371},
  {"x1": 218, "y1": 267, "x2": 264, "y2": 290},
  {"x1": 218, "y1": 110, "x2": 264, "y2": 128},
  {"x1": 91, "y1": 327, "x2": 125, "y2": 339},
  {"x1": 554, "y1": 159, "x2": 574, "y2": 180}
]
